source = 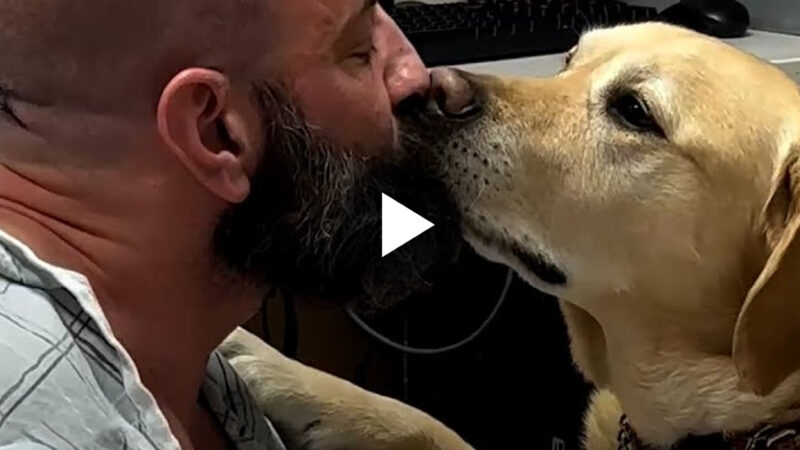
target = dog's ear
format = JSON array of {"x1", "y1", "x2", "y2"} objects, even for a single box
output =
[{"x1": 733, "y1": 147, "x2": 800, "y2": 396}]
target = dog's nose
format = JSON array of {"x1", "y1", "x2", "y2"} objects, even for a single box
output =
[{"x1": 429, "y1": 68, "x2": 480, "y2": 119}]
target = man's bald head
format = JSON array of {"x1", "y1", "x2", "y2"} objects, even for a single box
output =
[
  {"x1": 0, "y1": 0, "x2": 454, "y2": 311},
  {"x1": 0, "y1": 0, "x2": 266, "y2": 114}
]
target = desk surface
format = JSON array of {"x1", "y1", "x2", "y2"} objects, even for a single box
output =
[{"x1": 454, "y1": 30, "x2": 800, "y2": 81}]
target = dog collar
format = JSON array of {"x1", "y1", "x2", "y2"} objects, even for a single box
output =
[{"x1": 616, "y1": 414, "x2": 800, "y2": 450}]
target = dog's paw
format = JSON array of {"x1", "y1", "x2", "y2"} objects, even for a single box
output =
[
  {"x1": 227, "y1": 354, "x2": 327, "y2": 449},
  {"x1": 221, "y1": 328, "x2": 472, "y2": 450},
  {"x1": 218, "y1": 327, "x2": 282, "y2": 362},
  {"x1": 582, "y1": 389, "x2": 623, "y2": 450}
]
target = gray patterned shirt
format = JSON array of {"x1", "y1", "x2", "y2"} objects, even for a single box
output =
[{"x1": 0, "y1": 230, "x2": 287, "y2": 450}]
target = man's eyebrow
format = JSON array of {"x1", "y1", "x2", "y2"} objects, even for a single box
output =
[
  {"x1": 336, "y1": 0, "x2": 378, "y2": 45},
  {"x1": 361, "y1": 0, "x2": 378, "y2": 14},
  {"x1": 347, "y1": 0, "x2": 378, "y2": 23}
]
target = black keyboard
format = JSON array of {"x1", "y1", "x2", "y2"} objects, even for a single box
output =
[{"x1": 389, "y1": 0, "x2": 659, "y2": 66}]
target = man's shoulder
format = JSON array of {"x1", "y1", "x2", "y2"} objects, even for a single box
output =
[
  {"x1": 0, "y1": 229, "x2": 111, "y2": 370},
  {"x1": 0, "y1": 274, "x2": 71, "y2": 362},
  {"x1": 0, "y1": 231, "x2": 285, "y2": 450},
  {"x1": 0, "y1": 233, "x2": 180, "y2": 450},
  {"x1": 0, "y1": 276, "x2": 161, "y2": 448},
  {"x1": 0, "y1": 240, "x2": 95, "y2": 370}
]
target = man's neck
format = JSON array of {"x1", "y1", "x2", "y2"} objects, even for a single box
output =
[{"x1": 0, "y1": 162, "x2": 263, "y2": 430}]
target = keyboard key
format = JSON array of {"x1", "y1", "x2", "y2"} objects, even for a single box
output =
[{"x1": 392, "y1": 0, "x2": 658, "y2": 65}]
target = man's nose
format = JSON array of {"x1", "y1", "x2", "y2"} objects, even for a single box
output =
[
  {"x1": 379, "y1": 9, "x2": 478, "y2": 117},
  {"x1": 385, "y1": 44, "x2": 430, "y2": 109},
  {"x1": 380, "y1": 8, "x2": 431, "y2": 108},
  {"x1": 429, "y1": 68, "x2": 479, "y2": 118}
]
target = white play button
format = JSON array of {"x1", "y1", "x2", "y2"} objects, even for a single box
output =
[{"x1": 381, "y1": 193, "x2": 435, "y2": 257}]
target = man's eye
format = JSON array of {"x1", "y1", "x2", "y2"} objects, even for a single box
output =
[
  {"x1": 557, "y1": 46, "x2": 577, "y2": 74},
  {"x1": 351, "y1": 45, "x2": 376, "y2": 64}
]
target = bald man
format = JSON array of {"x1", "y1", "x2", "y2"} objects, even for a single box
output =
[{"x1": 0, "y1": 1, "x2": 472, "y2": 449}]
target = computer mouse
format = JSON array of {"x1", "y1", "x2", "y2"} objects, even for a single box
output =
[{"x1": 659, "y1": 0, "x2": 750, "y2": 38}]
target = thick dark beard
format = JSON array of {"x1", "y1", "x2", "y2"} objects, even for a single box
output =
[{"x1": 213, "y1": 83, "x2": 461, "y2": 311}]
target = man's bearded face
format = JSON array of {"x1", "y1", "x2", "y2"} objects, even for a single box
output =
[{"x1": 213, "y1": 84, "x2": 461, "y2": 310}]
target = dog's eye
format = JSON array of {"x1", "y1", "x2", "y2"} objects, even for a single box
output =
[
  {"x1": 607, "y1": 93, "x2": 664, "y2": 137},
  {"x1": 565, "y1": 46, "x2": 577, "y2": 67}
]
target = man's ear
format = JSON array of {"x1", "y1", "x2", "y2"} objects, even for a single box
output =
[
  {"x1": 157, "y1": 68, "x2": 261, "y2": 203},
  {"x1": 733, "y1": 146, "x2": 800, "y2": 396}
]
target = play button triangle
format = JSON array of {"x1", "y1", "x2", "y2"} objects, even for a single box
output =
[{"x1": 381, "y1": 193, "x2": 435, "y2": 257}]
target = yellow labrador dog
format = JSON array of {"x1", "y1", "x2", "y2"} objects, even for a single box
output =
[
  {"x1": 221, "y1": 23, "x2": 800, "y2": 450},
  {"x1": 422, "y1": 22, "x2": 800, "y2": 449}
]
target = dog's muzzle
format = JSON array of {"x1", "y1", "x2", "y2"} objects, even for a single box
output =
[
  {"x1": 429, "y1": 68, "x2": 483, "y2": 120},
  {"x1": 397, "y1": 68, "x2": 485, "y2": 125}
]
